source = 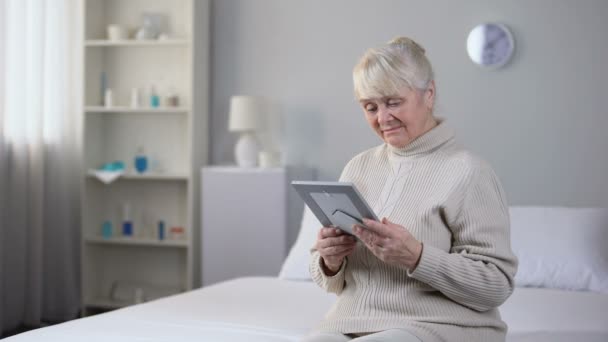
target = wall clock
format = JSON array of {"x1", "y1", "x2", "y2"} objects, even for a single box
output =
[{"x1": 467, "y1": 23, "x2": 515, "y2": 68}]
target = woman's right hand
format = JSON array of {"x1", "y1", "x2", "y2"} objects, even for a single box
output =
[{"x1": 315, "y1": 227, "x2": 357, "y2": 275}]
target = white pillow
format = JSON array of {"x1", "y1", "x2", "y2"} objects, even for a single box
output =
[
  {"x1": 278, "y1": 206, "x2": 321, "y2": 280},
  {"x1": 279, "y1": 205, "x2": 608, "y2": 294},
  {"x1": 510, "y1": 206, "x2": 608, "y2": 293}
]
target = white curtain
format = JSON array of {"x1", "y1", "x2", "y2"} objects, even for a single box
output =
[{"x1": 0, "y1": 0, "x2": 82, "y2": 334}]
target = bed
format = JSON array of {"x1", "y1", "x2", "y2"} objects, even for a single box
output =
[
  {"x1": 6, "y1": 277, "x2": 608, "y2": 342},
  {"x1": 6, "y1": 206, "x2": 608, "y2": 341}
]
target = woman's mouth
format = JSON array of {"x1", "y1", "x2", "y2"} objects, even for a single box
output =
[{"x1": 382, "y1": 126, "x2": 402, "y2": 134}]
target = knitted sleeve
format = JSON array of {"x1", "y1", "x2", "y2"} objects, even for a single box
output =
[
  {"x1": 308, "y1": 155, "x2": 361, "y2": 294},
  {"x1": 408, "y1": 160, "x2": 518, "y2": 312}
]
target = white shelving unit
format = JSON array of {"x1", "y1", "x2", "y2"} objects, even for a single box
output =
[{"x1": 81, "y1": 0, "x2": 209, "y2": 315}]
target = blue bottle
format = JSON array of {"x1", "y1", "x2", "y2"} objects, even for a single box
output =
[
  {"x1": 135, "y1": 146, "x2": 148, "y2": 173},
  {"x1": 122, "y1": 202, "x2": 133, "y2": 236},
  {"x1": 102, "y1": 220, "x2": 113, "y2": 239},
  {"x1": 158, "y1": 220, "x2": 165, "y2": 240},
  {"x1": 150, "y1": 85, "x2": 160, "y2": 108},
  {"x1": 123, "y1": 221, "x2": 133, "y2": 236}
]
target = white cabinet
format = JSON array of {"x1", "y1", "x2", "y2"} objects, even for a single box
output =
[
  {"x1": 80, "y1": 0, "x2": 209, "y2": 314},
  {"x1": 201, "y1": 167, "x2": 313, "y2": 286}
]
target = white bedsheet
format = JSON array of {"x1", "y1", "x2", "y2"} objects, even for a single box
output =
[
  {"x1": 500, "y1": 286, "x2": 608, "y2": 341},
  {"x1": 7, "y1": 277, "x2": 608, "y2": 341}
]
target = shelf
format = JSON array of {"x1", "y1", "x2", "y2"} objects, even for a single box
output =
[
  {"x1": 85, "y1": 106, "x2": 189, "y2": 114},
  {"x1": 86, "y1": 170, "x2": 189, "y2": 181},
  {"x1": 204, "y1": 166, "x2": 287, "y2": 173},
  {"x1": 85, "y1": 236, "x2": 188, "y2": 248},
  {"x1": 85, "y1": 39, "x2": 189, "y2": 47},
  {"x1": 121, "y1": 173, "x2": 189, "y2": 181}
]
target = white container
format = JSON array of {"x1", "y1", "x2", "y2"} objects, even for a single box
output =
[
  {"x1": 104, "y1": 88, "x2": 114, "y2": 108},
  {"x1": 107, "y1": 24, "x2": 127, "y2": 41},
  {"x1": 258, "y1": 150, "x2": 281, "y2": 168},
  {"x1": 130, "y1": 88, "x2": 141, "y2": 108}
]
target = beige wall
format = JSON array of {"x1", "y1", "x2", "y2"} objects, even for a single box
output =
[{"x1": 210, "y1": 0, "x2": 608, "y2": 207}]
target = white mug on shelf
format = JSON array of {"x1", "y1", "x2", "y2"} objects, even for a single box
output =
[
  {"x1": 107, "y1": 24, "x2": 127, "y2": 41},
  {"x1": 258, "y1": 150, "x2": 281, "y2": 168},
  {"x1": 104, "y1": 88, "x2": 114, "y2": 108}
]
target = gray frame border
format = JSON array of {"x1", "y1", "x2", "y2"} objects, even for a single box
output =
[{"x1": 291, "y1": 181, "x2": 379, "y2": 229}]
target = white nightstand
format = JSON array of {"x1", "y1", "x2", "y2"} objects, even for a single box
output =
[{"x1": 200, "y1": 166, "x2": 313, "y2": 286}]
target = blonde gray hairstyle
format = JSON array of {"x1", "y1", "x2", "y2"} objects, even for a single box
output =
[{"x1": 353, "y1": 37, "x2": 434, "y2": 100}]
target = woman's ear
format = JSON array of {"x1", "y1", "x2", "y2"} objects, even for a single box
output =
[{"x1": 425, "y1": 80, "x2": 436, "y2": 111}]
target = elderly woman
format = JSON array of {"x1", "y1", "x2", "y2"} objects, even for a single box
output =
[{"x1": 304, "y1": 37, "x2": 518, "y2": 342}]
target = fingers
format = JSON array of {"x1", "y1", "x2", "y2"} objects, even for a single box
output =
[
  {"x1": 319, "y1": 227, "x2": 349, "y2": 239},
  {"x1": 362, "y1": 218, "x2": 395, "y2": 238},
  {"x1": 318, "y1": 227, "x2": 355, "y2": 244},
  {"x1": 317, "y1": 227, "x2": 357, "y2": 267},
  {"x1": 321, "y1": 244, "x2": 356, "y2": 257},
  {"x1": 317, "y1": 233, "x2": 357, "y2": 250},
  {"x1": 330, "y1": 247, "x2": 356, "y2": 262},
  {"x1": 353, "y1": 224, "x2": 388, "y2": 250},
  {"x1": 316, "y1": 227, "x2": 357, "y2": 261},
  {"x1": 381, "y1": 217, "x2": 400, "y2": 229}
]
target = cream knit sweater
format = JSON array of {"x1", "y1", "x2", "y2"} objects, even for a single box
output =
[{"x1": 310, "y1": 120, "x2": 518, "y2": 342}]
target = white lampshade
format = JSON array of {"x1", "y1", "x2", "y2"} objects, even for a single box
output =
[{"x1": 228, "y1": 96, "x2": 264, "y2": 132}]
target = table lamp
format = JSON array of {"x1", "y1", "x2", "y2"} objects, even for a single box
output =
[{"x1": 228, "y1": 95, "x2": 263, "y2": 167}]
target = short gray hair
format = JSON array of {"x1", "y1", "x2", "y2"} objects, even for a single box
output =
[{"x1": 353, "y1": 37, "x2": 434, "y2": 100}]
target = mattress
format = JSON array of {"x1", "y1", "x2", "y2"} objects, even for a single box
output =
[
  {"x1": 7, "y1": 277, "x2": 608, "y2": 342},
  {"x1": 500, "y1": 286, "x2": 608, "y2": 341}
]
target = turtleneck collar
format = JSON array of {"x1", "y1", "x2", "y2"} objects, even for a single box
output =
[{"x1": 387, "y1": 118, "x2": 455, "y2": 158}]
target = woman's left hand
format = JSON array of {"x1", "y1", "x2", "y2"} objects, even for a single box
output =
[{"x1": 353, "y1": 218, "x2": 423, "y2": 271}]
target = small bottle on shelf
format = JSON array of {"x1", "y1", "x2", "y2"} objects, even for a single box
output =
[
  {"x1": 130, "y1": 87, "x2": 141, "y2": 108},
  {"x1": 104, "y1": 88, "x2": 114, "y2": 108},
  {"x1": 158, "y1": 220, "x2": 165, "y2": 241},
  {"x1": 134, "y1": 146, "x2": 148, "y2": 174},
  {"x1": 102, "y1": 220, "x2": 113, "y2": 239},
  {"x1": 99, "y1": 71, "x2": 107, "y2": 106},
  {"x1": 122, "y1": 202, "x2": 133, "y2": 236},
  {"x1": 149, "y1": 85, "x2": 160, "y2": 108},
  {"x1": 165, "y1": 87, "x2": 179, "y2": 107},
  {"x1": 169, "y1": 226, "x2": 185, "y2": 240}
]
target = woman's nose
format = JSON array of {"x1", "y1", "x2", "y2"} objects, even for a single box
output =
[{"x1": 377, "y1": 106, "x2": 393, "y2": 124}]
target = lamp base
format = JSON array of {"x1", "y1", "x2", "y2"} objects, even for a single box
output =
[{"x1": 234, "y1": 132, "x2": 260, "y2": 168}]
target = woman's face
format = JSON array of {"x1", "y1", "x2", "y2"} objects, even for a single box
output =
[{"x1": 360, "y1": 82, "x2": 436, "y2": 148}]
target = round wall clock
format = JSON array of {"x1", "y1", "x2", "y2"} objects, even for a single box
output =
[{"x1": 466, "y1": 23, "x2": 515, "y2": 68}]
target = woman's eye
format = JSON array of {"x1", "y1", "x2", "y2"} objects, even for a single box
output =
[
  {"x1": 388, "y1": 101, "x2": 401, "y2": 107},
  {"x1": 364, "y1": 105, "x2": 377, "y2": 113}
]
